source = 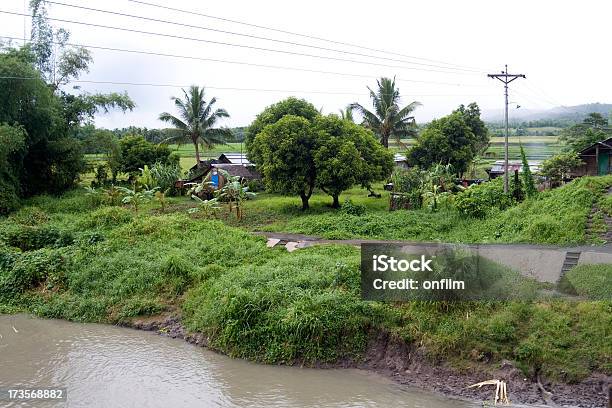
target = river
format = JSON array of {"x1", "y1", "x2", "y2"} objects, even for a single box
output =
[{"x1": 0, "y1": 314, "x2": 476, "y2": 408}]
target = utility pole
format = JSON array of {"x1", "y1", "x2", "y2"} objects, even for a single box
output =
[{"x1": 488, "y1": 65, "x2": 526, "y2": 193}]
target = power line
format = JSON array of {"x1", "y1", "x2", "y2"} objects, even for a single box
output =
[
  {"x1": 127, "y1": 0, "x2": 487, "y2": 73},
  {"x1": 0, "y1": 75, "x2": 498, "y2": 97},
  {"x1": 44, "y1": 1, "x2": 482, "y2": 74},
  {"x1": 0, "y1": 10, "x2": 482, "y2": 76},
  {"x1": 0, "y1": 35, "x2": 490, "y2": 89}
]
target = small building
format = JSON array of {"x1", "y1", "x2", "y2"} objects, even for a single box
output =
[
  {"x1": 394, "y1": 153, "x2": 410, "y2": 169},
  {"x1": 184, "y1": 153, "x2": 261, "y2": 186},
  {"x1": 486, "y1": 160, "x2": 542, "y2": 179},
  {"x1": 573, "y1": 137, "x2": 612, "y2": 176},
  {"x1": 218, "y1": 153, "x2": 251, "y2": 165}
]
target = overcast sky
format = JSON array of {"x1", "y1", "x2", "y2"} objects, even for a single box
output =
[{"x1": 1, "y1": 0, "x2": 611, "y2": 129}]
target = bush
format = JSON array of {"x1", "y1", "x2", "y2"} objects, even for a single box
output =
[
  {"x1": 1, "y1": 224, "x2": 74, "y2": 251},
  {"x1": 8, "y1": 206, "x2": 49, "y2": 226},
  {"x1": 119, "y1": 135, "x2": 172, "y2": 174},
  {"x1": 0, "y1": 248, "x2": 69, "y2": 298},
  {"x1": 149, "y1": 162, "x2": 182, "y2": 196},
  {"x1": 455, "y1": 179, "x2": 513, "y2": 218},
  {"x1": 340, "y1": 199, "x2": 366, "y2": 216},
  {"x1": 79, "y1": 206, "x2": 133, "y2": 229}
]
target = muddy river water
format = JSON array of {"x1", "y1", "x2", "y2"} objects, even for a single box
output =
[{"x1": 0, "y1": 314, "x2": 477, "y2": 407}]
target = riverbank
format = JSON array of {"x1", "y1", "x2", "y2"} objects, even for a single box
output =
[
  {"x1": 1, "y1": 189, "x2": 611, "y2": 407},
  {"x1": 126, "y1": 313, "x2": 609, "y2": 408}
]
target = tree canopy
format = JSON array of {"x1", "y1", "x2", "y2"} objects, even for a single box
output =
[
  {"x1": 249, "y1": 102, "x2": 393, "y2": 209},
  {"x1": 407, "y1": 103, "x2": 489, "y2": 177},
  {"x1": 560, "y1": 112, "x2": 611, "y2": 152},
  {"x1": 245, "y1": 97, "x2": 320, "y2": 165}
]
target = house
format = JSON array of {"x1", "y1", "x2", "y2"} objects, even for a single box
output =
[
  {"x1": 486, "y1": 160, "x2": 542, "y2": 179},
  {"x1": 394, "y1": 153, "x2": 410, "y2": 169},
  {"x1": 183, "y1": 153, "x2": 261, "y2": 187},
  {"x1": 573, "y1": 137, "x2": 612, "y2": 176}
]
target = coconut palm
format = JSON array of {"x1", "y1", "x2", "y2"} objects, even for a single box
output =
[
  {"x1": 339, "y1": 105, "x2": 354, "y2": 122},
  {"x1": 350, "y1": 77, "x2": 421, "y2": 148},
  {"x1": 159, "y1": 85, "x2": 232, "y2": 167}
]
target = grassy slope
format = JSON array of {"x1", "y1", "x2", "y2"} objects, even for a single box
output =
[
  {"x1": 0, "y1": 189, "x2": 610, "y2": 383},
  {"x1": 242, "y1": 176, "x2": 612, "y2": 245}
]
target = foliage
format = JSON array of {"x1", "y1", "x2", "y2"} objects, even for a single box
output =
[
  {"x1": 149, "y1": 162, "x2": 182, "y2": 196},
  {"x1": 117, "y1": 186, "x2": 157, "y2": 212},
  {"x1": 251, "y1": 115, "x2": 318, "y2": 210},
  {"x1": 408, "y1": 104, "x2": 488, "y2": 176},
  {"x1": 188, "y1": 196, "x2": 221, "y2": 218},
  {"x1": 30, "y1": 0, "x2": 92, "y2": 90},
  {"x1": 118, "y1": 135, "x2": 172, "y2": 175},
  {"x1": 0, "y1": 123, "x2": 26, "y2": 214},
  {"x1": 520, "y1": 144, "x2": 537, "y2": 197},
  {"x1": 0, "y1": 190, "x2": 609, "y2": 382},
  {"x1": 340, "y1": 199, "x2": 366, "y2": 216},
  {"x1": 560, "y1": 112, "x2": 611, "y2": 152},
  {"x1": 455, "y1": 179, "x2": 513, "y2": 218},
  {"x1": 217, "y1": 171, "x2": 256, "y2": 220},
  {"x1": 350, "y1": 77, "x2": 421, "y2": 148},
  {"x1": 159, "y1": 85, "x2": 232, "y2": 166},
  {"x1": 540, "y1": 152, "x2": 584, "y2": 184},
  {"x1": 313, "y1": 115, "x2": 393, "y2": 207},
  {"x1": 251, "y1": 112, "x2": 393, "y2": 209},
  {"x1": 245, "y1": 97, "x2": 319, "y2": 165}
]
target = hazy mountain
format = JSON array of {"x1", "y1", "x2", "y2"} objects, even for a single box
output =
[{"x1": 483, "y1": 103, "x2": 612, "y2": 124}]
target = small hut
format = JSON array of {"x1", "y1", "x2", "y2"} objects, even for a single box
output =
[{"x1": 573, "y1": 137, "x2": 612, "y2": 177}]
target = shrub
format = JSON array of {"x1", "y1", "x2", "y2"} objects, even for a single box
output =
[
  {"x1": 1, "y1": 224, "x2": 74, "y2": 251},
  {"x1": 340, "y1": 199, "x2": 366, "y2": 216},
  {"x1": 149, "y1": 162, "x2": 182, "y2": 196},
  {"x1": 0, "y1": 248, "x2": 69, "y2": 297},
  {"x1": 455, "y1": 179, "x2": 513, "y2": 218},
  {"x1": 8, "y1": 206, "x2": 49, "y2": 226},
  {"x1": 79, "y1": 206, "x2": 133, "y2": 229}
]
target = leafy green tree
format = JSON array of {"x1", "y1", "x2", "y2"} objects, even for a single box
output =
[
  {"x1": 118, "y1": 135, "x2": 172, "y2": 175},
  {"x1": 408, "y1": 111, "x2": 475, "y2": 176},
  {"x1": 455, "y1": 103, "x2": 489, "y2": 154},
  {"x1": 540, "y1": 153, "x2": 584, "y2": 185},
  {"x1": 350, "y1": 77, "x2": 421, "y2": 148},
  {"x1": 0, "y1": 124, "x2": 26, "y2": 213},
  {"x1": 159, "y1": 85, "x2": 232, "y2": 166},
  {"x1": 560, "y1": 112, "x2": 611, "y2": 152},
  {"x1": 251, "y1": 115, "x2": 318, "y2": 210},
  {"x1": 313, "y1": 115, "x2": 393, "y2": 207},
  {"x1": 30, "y1": 0, "x2": 92, "y2": 91},
  {"x1": 520, "y1": 144, "x2": 537, "y2": 197},
  {"x1": 245, "y1": 97, "x2": 319, "y2": 165}
]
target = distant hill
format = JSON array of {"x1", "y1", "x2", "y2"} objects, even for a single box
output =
[{"x1": 484, "y1": 103, "x2": 612, "y2": 126}]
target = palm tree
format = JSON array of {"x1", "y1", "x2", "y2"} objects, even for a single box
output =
[
  {"x1": 339, "y1": 105, "x2": 354, "y2": 122},
  {"x1": 350, "y1": 77, "x2": 421, "y2": 148},
  {"x1": 159, "y1": 85, "x2": 232, "y2": 167}
]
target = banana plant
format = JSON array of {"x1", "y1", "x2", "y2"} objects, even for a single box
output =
[
  {"x1": 187, "y1": 195, "x2": 221, "y2": 218},
  {"x1": 117, "y1": 185, "x2": 158, "y2": 212},
  {"x1": 102, "y1": 184, "x2": 122, "y2": 206},
  {"x1": 217, "y1": 173, "x2": 256, "y2": 220}
]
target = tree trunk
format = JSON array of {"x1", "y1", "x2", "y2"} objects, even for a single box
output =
[
  {"x1": 332, "y1": 194, "x2": 340, "y2": 209},
  {"x1": 300, "y1": 193, "x2": 310, "y2": 210},
  {"x1": 194, "y1": 141, "x2": 202, "y2": 167}
]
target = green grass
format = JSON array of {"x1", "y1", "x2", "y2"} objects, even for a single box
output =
[
  {"x1": 0, "y1": 189, "x2": 610, "y2": 382},
  {"x1": 564, "y1": 264, "x2": 612, "y2": 300},
  {"x1": 245, "y1": 176, "x2": 612, "y2": 245}
]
